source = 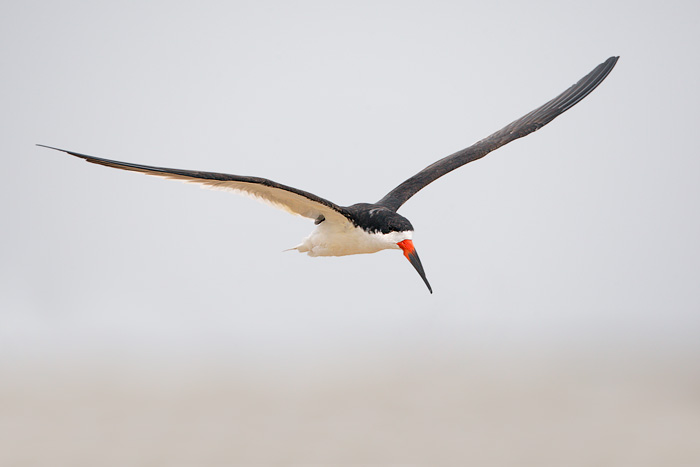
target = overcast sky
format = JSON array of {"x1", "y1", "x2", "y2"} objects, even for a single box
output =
[{"x1": 2, "y1": 0, "x2": 699, "y2": 364}]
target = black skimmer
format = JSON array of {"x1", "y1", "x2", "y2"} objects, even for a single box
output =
[{"x1": 38, "y1": 56, "x2": 618, "y2": 294}]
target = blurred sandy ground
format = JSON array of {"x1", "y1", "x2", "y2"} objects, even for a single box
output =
[{"x1": 1, "y1": 348, "x2": 698, "y2": 466}]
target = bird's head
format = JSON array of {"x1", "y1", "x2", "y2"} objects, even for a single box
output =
[
  {"x1": 396, "y1": 238, "x2": 432, "y2": 294},
  {"x1": 346, "y1": 203, "x2": 433, "y2": 293}
]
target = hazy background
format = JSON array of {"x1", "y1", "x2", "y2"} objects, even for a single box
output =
[{"x1": 2, "y1": 0, "x2": 699, "y2": 464}]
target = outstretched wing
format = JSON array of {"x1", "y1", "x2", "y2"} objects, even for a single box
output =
[
  {"x1": 38, "y1": 145, "x2": 352, "y2": 225},
  {"x1": 377, "y1": 56, "x2": 619, "y2": 211}
]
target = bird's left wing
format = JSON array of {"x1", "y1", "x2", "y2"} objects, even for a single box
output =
[
  {"x1": 38, "y1": 145, "x2": 352, "y2": 225},
  {"x1": 377, "y1": 56, "x2": 619, "y2": 211}
]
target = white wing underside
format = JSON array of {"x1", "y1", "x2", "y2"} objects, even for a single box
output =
[{"x1": 138, "y1": 170, "x2": 352, "y2": 226}]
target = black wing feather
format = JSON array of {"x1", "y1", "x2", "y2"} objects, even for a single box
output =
[{"x1": 377, "y1": 56, "x2": 619, "y2": 211}]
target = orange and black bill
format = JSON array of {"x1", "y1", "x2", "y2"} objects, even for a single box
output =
[{"x1": 397, "y1": 239, "x2": 432, "y2": 294}]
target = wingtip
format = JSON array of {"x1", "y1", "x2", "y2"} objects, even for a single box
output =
[
  {"x1": 36, "y1": 144, "x2": 65, "y2": 152},
  {"x1": 36, "y1": 144, "x2": 95, "y2": 162},
  {"x1": 599, "y1": 56, "x2": 620, "y2": 82},
  {"x1": 605, "y1": 56, "x2": 620, "y2": 69}
]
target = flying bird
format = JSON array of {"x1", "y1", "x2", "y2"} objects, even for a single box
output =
[{"x1": 39, "y1": 56, "x2": 618, "y2": 293}]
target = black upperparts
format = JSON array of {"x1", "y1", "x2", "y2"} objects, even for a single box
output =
[{"x1": 345, "y1": 203, "x2": 414, "y2": 234}]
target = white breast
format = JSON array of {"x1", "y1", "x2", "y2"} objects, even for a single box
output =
[{"x1": 291, "y1": 221, "x2": 412, "y2": 257}]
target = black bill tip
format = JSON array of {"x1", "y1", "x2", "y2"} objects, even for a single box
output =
[
  {"x1": 397, "y1": 239, "x2": 432, "y2": 294},
  {"x1": 408, "y1": 249, "x2": 433, "y2": 294}
]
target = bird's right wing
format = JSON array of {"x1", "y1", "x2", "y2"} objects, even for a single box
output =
[
  {"x1": 377, "y1": 56, "x2": 619, "y2": 211},
  {"x1": 38, "y1": 145, "x2": 353, "y2": 226}
]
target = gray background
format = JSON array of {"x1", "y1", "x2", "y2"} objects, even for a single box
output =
[{"x1": 2, "y1": 0, "x2": 699, "y2": 464}]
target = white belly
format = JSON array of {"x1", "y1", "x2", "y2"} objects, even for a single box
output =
[{"x1": 292, "y1": 222, "x2": 411, "y2": 257}]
